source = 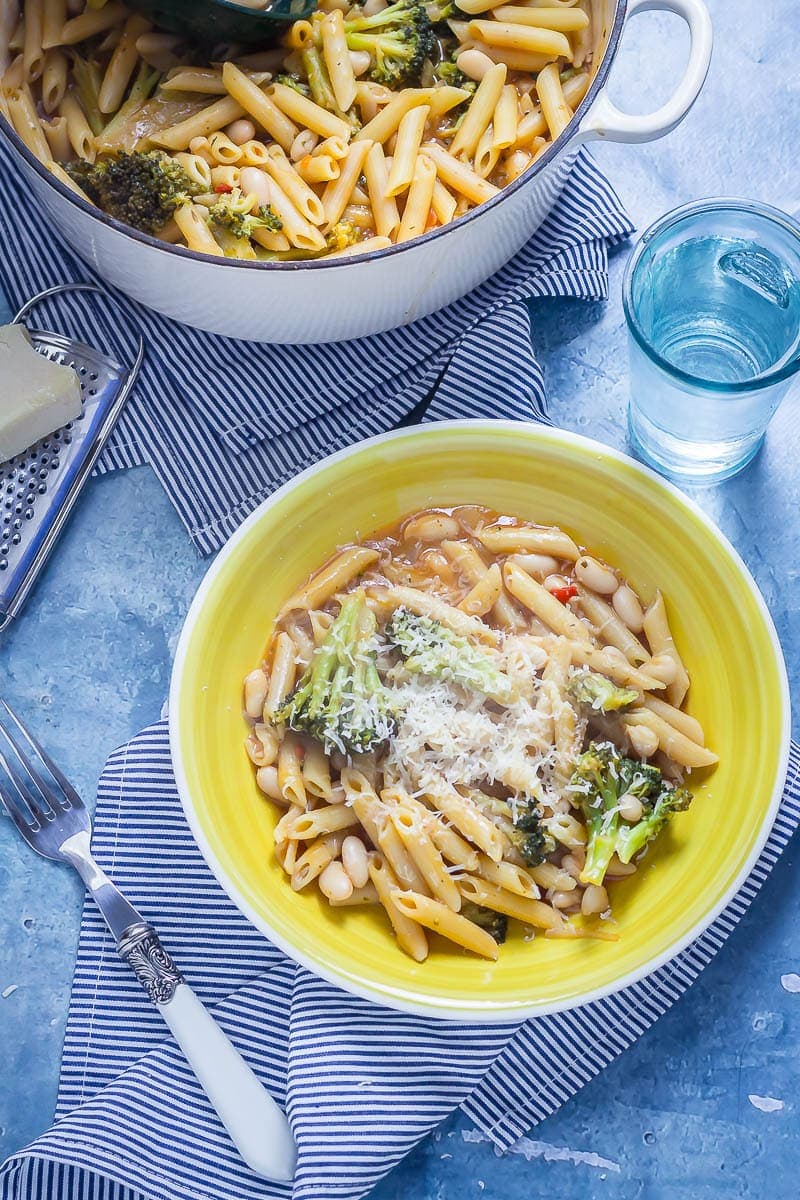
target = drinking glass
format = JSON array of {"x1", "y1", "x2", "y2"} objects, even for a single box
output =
[{"x1": 623, "y1": 198, "x2": 800, "y2": 482}]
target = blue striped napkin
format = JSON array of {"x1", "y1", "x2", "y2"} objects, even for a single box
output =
[
  {"x1": 0, "y1": 143, "x2": 631, "y2": 553},
  {"x1": 1, "y1": 727, "x2": 798, "y2": 1200}
]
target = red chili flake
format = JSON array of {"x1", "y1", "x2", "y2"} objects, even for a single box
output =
[
  {"x1": 214, "y1": 183, "x2": 233, "y2": 194},
  {"x1": 552, "y1": 585, "x2": 578, "y2": 605}
]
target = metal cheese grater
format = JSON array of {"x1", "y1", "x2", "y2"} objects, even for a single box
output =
[{"x1": 0, "y1": 282, "x2": 144, "y2": 631}]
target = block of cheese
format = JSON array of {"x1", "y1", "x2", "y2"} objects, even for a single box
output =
[{"x1": 0, "y1": 325, "x2": 82, "y2": 464}]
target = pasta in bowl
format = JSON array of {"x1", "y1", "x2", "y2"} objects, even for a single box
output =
[
  {"x1": 243, "y1": 507, "x2": 718, "y2": 962},
  {"x1": 170, "y1": 422, "x2": 788, "y2": 1019},
  {"x1": 1, "y1": 0, "x2": 600, "y2": 259},
  {"x1": 0, "y1": 0, "x2": 711, "y2": 340}
]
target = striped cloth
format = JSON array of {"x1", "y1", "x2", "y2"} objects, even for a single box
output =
[
  {"x1": 0, "y1": 144, "x2": 632, "y2": 553},
  {"x1": 1, "y1": 726, "x2": 798, "y2": 1200}
]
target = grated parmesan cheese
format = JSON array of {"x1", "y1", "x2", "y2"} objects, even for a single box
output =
[{"x1": 384, "y1": 673, "x2": 555, "y2": 798}]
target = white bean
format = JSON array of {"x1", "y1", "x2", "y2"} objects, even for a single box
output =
[
  {"x1": 544, "y1": 573, "x2": 571, "y2": 593},
  {"x1": 243, "y1": 668, "x2": 268, "y2": 718},
  {"x1": 581, "y1": 884, "x2": 609, "y2": 916},
  {"x1": 560, "y1": 852, "x2": 584, "y2": 878},
  {"x1": 362, "y1": 0, "x2": 387, "y2": 13},
  {"x1": 612, "y1": 584, "x2": 645, "y2": 633},
  {"x1": 256, "y1": 765, "x2": 283, "y2": 802},
  {"x1": 574, "y1": 555, "x2": 618, "y2": 595},
  {"x1": 245, "y1": 723, "x2": 279, "y2": 766},
  {"x1": 319, "y1": 860, "x2": 354, "y2": 902},
  {"x1": 551, "y1": 889, "x2": 579, "y2": 910},
  {"x1": 341, "y1": 835, "x2": 370, "y2": 888},
  {"x1": 456, "y1": 48, "x2": 496, "y2": 82},
  {"x1": 509, "y1": 553, "x2": 560, "y2": 578},
  {"x1": 349, "y1": 49, "x2": 372, "y2": 76},
  {"x1": 619, "y1": 794, "x2": 644, "y2": 823},
  {"x1": 225, "y1": 118, "x2": 256, "y2": 145},
  {"x1": 402, "y1": 512, "x2": 461, "y2": 542},
  {"x1": 627, "y1": 723, "x2": 659, "y2": 759},
  {"x1": 290, "y1": 128, "x2": 318, "y2": 161},
  {"x1": 239, "y1": 166, "x2": 271, "y2": 206},
  {"x1": 646, "y1": 653, "x2": 679, "y2": 686},
  {"x1": 605, "y1": 854, "x2": 637, "y2": 879}
]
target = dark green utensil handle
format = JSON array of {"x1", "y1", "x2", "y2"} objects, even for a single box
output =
[{"x1": 126, "y1": 0, "x2": 316, "y2": 46}]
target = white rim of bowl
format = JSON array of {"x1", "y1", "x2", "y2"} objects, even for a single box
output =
[{"x1": 169, "y1": 419, "x2": 791, "y2": 1023}]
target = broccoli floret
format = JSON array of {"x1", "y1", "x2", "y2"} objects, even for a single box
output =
[
  {"x1": 568, "y1": 669, "x2": 639, "y2": 713},
  {"x1": 209, "y1": 191, "x2": 283, "y2": 240},
  {"x1": 386, "y1": 607, "x2": 516, "y2": 704},
  {"x1": 461, "y1": 902, "x2": 508, "y2": 943},
  {"x1": 344, "y1": 0, "x2": 435, "y2": 88},
  {"x1": 65, "y1": 150, "x2": 200, "y2": 235},
  {"x1": 276, "y1": 592, "x2": 395, "y2": 755},
  {"x1": 326, "y1": 221, "x2": 361, "y2": 251},
  {"x1": 432, "y1": 58, "x2": 475, "y2": 91},
  {"x1": 615, "y1": 780, "x2": 693, "y2": 865},
  {"x1": 569, "y1": 741, "x2": 690, "y2": 885},
  {"x1": 479, "y1": 794, "x2": 553, "y2": 867},
  {"x1": 275, "y1": 72, "x2": 311, "y2": 96}
]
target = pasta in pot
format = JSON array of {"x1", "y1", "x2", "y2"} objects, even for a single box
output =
[
  {"x1": 243, "y1": 506, "x2": 718, "y2": 963},
  {"x1": 0, "y1": 0, "x2": 597, "y2": 259}
]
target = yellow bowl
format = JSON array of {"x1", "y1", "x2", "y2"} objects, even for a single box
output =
[{"x1": 170, "y1": 422, "x2": 790, "y2": 1021}]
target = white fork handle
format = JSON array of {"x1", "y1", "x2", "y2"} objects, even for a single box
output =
[
  {"x1": 159, "y1": 984, "x2": 296, "y2": 1182},
  {"x1": 117, "y1": 920, "x2": 296, "y2": 1182}
]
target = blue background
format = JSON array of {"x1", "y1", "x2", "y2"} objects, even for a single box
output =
[{"x1": 2, "y1": 0, "x2": 799, "y2": 1195}]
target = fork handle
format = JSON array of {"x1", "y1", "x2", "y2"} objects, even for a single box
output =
[{"x1": 118, "y1": 922, "x2": 296, "y2": 1182}]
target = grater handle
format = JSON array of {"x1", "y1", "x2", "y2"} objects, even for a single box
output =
[{"x1": 12, "y1": 282, "x2": 145, "y2": 373}]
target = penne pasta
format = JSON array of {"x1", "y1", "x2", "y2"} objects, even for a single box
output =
[
  {"x1": 418, "y1": 142, "x2": 501, "y2": 206},
  {"x1": 386, "y1": 102, "x2": 429, "y2": 196},
  {"x1": 575, "y1": 584, "x2": 650, "y2": 664},
  {"x1": 503, "y1": 560, "x2": 592, "y2": 643},
  {"x1": 476, "y1": 523, "x2": 579, "y2": 558},
  {"x1": 368, "y1": 854, "x2": 428, "y2": 961},
  {"x1": 153, "y1": 97, "x2": 246, "y2": 151},
  {"x1": 643, "y1": 591, "x2": 690, "y2": 706},
  {"x1": 467, "y1": 19, "x2": 571, "y2": 57},
  {"x1": 390, "y1": 804, "x2": 462, "y2": 911},
  {"x1": 277, "y1": 733, "x2": 307, "y2": 807},
  {"x1": 265, "y1": 630, "x2": 297, "y2": 715},
  {"x1": 458, "y1": 561, "x2": 502, "y2": 616},
  {"x1": 363, "y1": 140, "x2": 400, "y2": 238},
  {"x1": 6, "y1": 83, "x2": 50, "y2": 159},
  {"x1": 320, "y1": 8, "x2": 356, "y2": 112},
  {"x1": 450, "y1": 61, "x2": 506, "y2": 160},
  {"x1": 97, "y1": 11, "x2": 147, "y2": 112},
  {"x1": 624, "y1": 709, "x2": 718, "y2": 770},
  {"x1": 535, "y1": 60, "x2": 573, "y2": 139},
  {"x1": 279, "y1": 546, "x2": 378, "y2": 615},
  {"x1": 390, "y1": 889, "x2": 500, "y2": 960},
  {"x1": 368, "y1": 582, "x2": 499, "y2": 644},
  {"x1": 289, "y1": 803, "x2": 361, "y2": 839},
  {"x1": 23, "y1": 0, "x2": 45, "y2": 82},
  {"x1": 396, "y1": 152, "x2": 436, "y2": 242},
  {"x1": 269, "y1": 79, "x2": 349, "y2": 141},
  {"x1": 425, "y1": 786, "x2": 506, "y2": 863},
  {"x1": 223, "y1": 63, "x2": 298, "y2": 151},
  {"x1": 459, "y1": 875, "x2": 567, "y2": 930}
]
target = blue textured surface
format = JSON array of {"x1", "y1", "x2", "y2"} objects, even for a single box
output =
[{"x1": 2, "y1": 0, "x2": 800, "y2": 1194}]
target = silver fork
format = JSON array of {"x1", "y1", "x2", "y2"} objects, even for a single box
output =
[{"x1": 0, "y1": 699, "x2": 296, "y2": 1182}]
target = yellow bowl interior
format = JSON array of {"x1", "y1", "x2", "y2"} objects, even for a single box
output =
[{"x1": 171, "y1": 424, "x2": 788, "y2": 1019}]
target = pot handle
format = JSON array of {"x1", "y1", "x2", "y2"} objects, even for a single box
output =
[{"x1": 577, "y1": 0, "x2": 712, "y2": 144}]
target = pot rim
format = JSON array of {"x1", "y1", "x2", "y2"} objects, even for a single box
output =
[{"x1": 0, "y1": 0, "x2": 626, "y2": 273}]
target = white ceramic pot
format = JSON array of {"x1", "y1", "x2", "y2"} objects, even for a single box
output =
[{"x1": 1, "y1": 0, "x2": 711, "y2": 344}]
